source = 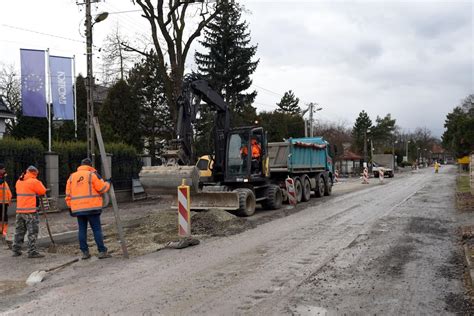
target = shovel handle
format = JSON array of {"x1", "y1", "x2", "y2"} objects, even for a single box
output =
[{"x1": 39, "y1": 196, "x2": 56, "y2": 245}]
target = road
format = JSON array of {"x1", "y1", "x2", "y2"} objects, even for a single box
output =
[{"x1": 3, "y1": 166, "x2": 472, "y2": 315}]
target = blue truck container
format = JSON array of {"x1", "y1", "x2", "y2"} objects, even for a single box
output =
[{"x1": 268, "y1": 137, "x2": 334, "y2": 202}]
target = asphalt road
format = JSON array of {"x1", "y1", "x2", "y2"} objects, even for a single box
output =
[{"x1": 2, "y1": 165, "x2": 472, "y2": 315}]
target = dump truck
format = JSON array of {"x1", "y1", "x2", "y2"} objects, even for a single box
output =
[
  {"x1": 139, "y1": 79, "x2": 334, "y2": 216},
  {"x1": 372, "y1": 154, "x2": 394, "y2": 178},
  {"x1": 267, "y1": 137, "x2": 334, "y2": 202}
]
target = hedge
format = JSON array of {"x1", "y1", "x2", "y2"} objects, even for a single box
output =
[
  {"x1": 0, "y1": 138, "x2": 141, "y2": 195},
  {"x1": 54, "y1": 141, "x2": 142, "y2": 192},
  {"x1": 0, "y1": 137, "x2": 46, "y2": 195}
]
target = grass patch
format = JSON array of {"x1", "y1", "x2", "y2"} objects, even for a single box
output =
[{"x1": 457, "y1": 174, "x2": 471, "y2": 193}]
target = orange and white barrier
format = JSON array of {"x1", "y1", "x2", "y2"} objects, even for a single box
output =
[
  {"x1": 334, "y1": 170, "x2": 339, "y2": 183},
  {"x1": 379, "y1": 168, "x2": 384, "y2": 183},
  {"x1": 285, "y1": 177, "x2": 297, "y2": 206},
  {"x1": 177, "y1": 179, "x2": 191, "y2": 237},
  {"x1": 362, "y1": 167, "x2": 369, "y2": 184}
]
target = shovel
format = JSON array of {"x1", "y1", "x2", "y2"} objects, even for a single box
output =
[
  {"x1": 39, "y1": 196, "x2": 57, "y2": 253},
  {"x1": 26, "y1": 258, "x2": 79, "y2": 286}
]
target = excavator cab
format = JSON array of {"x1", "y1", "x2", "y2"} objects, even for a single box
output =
[{"x1": 225, "y1": 127, "x2": 268, "y2": 183}]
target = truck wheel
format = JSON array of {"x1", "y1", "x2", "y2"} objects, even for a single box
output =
[
  {"x1": 324, "y1": 176, "x2": 332, "y2": 196},
  {"x1": 234, "y1": 188, "x2": 256, "y2": 217},
  {"x1": 262, "y1": 185, "x2": 283, "y2": 210},
  {"x1": 301, "y1": 176, "x2": 311, "y2": 202},
  {"x1": 294, "y1": 177, "x2": 303, "y2": 203},
  {"x1": 315, "y1": 175, "x2": 325, "y2": 198}
]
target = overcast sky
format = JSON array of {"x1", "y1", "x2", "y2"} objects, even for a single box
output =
[{"x1": 1, "y1": 0, "x2": 472, "y2": 137}]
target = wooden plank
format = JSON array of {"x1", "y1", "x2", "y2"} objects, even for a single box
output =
[{"x1": 92, "y1": 117, "x2": 129, "y2": 259}]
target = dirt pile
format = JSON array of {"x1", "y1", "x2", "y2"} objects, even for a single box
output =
[{"x1": 55, "y1": 209, "x2": 253, "y2": 257}]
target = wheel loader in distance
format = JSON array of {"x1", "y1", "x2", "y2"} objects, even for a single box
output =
[{"x1": 139, "y1": 79, "x2": 335, "y2": 216}]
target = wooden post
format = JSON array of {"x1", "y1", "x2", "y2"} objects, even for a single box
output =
[{"x1": 92, "y1": 117, "x2": 129, "y2": 259}]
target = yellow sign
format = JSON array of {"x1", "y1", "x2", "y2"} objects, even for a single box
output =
[{"x1": 457, "y1": 156, "x2": 470, "y2": 164}]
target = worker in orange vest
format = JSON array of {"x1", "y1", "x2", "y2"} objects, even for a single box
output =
[
  {"x1": 0, "y1": 163, "x2": 12, "y2": 245},
  {"x1": 240, "y1": 137, "x2": 262, "y2": 159},
  {"x1": 65, "y1": 158, "x2": 111, "y2": 260},
  {"x1": 12, "y1": 165, "x2": 47, "y2": 258}
]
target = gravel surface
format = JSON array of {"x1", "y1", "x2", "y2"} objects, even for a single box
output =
[{"x1": 1, "y1": 166, "x2": 472, "y2": 315}]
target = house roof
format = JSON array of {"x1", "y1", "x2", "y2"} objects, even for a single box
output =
[
  {"x1": 431, "y1": 144, "x2": 445, "y2": 154},
  {"x1": 0, "y1": 97, "x2": 15, "y2": 119}
]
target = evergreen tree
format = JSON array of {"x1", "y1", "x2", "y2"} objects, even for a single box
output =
[
  {"x1": 276, "y1": 90, "x2": 301, "y2": 114},
  {"x1": 195, "y1": 0, "x2": 259, "y2": 127},
  {"x1": 442, "y1": 94, "x2": 474, "y2": 157},
  {"x1": 99, "y1": 79, "x2": 142, "y2": 150},
  {"x1": 258, "y1": 111, "x2": 305, "y2": 142},
  {"x1": 128, "y1": 51, "x2": 172, "y2": 163},
  {"x1": 351, "y1": 110, "x2": 372, "y2": 154}
]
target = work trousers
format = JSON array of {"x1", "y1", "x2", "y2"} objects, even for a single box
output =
[
  {"x1": 12, "y1": 213, "x2": 39, "y2": 254},
  {"x1": 77, "y1": 213, "x2": 107, "y2": 253}
]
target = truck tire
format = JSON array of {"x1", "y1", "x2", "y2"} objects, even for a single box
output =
[
  {"x1": 234, "y1": 188, "x2": 256, "y2": 217},
  {"x1": 315, "y1": 174, "x2": 325, "y2": 198},
  {"x1": 301, "y1": 175, "x2": 311, "y2": 202},
  {"x1": 262, "y1": 185, "x2": 283, "y2": 210},
  {"x1": 294, "y1": 177, "x2": 303, "y2": 203},
  {"x1": 324, "y1": 175, "x2": 332, "y2": 196}
]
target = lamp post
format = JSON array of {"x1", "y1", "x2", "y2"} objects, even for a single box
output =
[
  {"x1": 363, "y1": 128, "x2": 371, "y2": 167},
  {"x1": 405, "y1": 140, "x2": 411, "y2": 162},
  {"x1": 392, "y1": 140, "x2": 398, "y2": 170},
  {"x1": 85, "y1": 0, "x2": 108, "y2": 166}
]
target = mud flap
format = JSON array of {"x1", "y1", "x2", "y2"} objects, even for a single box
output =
[{"x1": 171, "y1": 192, "x2": 240, "y2": 210}]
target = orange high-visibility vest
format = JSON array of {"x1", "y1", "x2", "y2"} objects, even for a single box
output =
[
  {"x1": 65, "y1": 165, "x2": 110, "y2": 214},
  {"x1": 15, "y1": 172, "x2": 47, "y2": 214},
  {"x1": 0, "y1": 181, "x2": 12, "y2": 204}
]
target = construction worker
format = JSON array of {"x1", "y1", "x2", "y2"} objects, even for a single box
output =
[
  {"x1": 0, "y1": 163, "x2": 12, "y2": 245},
  {"x1": 12, "y1": 165, "x2": 47, "y2": 258},
  {"x1": 240, "y1": 137, "x2": 262, "y2": 159},
  {"x1": 65, "y1": 158, "x2": 111, "y2": 260},
  {"x1": 434, "y1": 161, "x2": 440, "y2": 173}
]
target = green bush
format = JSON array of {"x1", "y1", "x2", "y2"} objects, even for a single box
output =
[
  {"x1": 0, "y1": 137, "x2": 45, "y2": 195},
  {"x1": 53, "y1": 141, "x2": 142, "y2": 192}
]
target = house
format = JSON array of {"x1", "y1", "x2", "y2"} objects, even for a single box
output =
[{"x1": 0, "y1": 97, "x2": 15, "y2": 139}]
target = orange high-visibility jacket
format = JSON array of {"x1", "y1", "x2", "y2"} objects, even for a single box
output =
[
  {"x1": 241, "y1": 141, "x2": 262, "y2": 159},
  {"x1": 65, "y1": 165, "x2": 110, "y2": 214},
  {"x1": 0, "y1": 181, "x2": 12, "y2": 204},
  {"x1": 15, "y1": 172, "x2": 47, "y2": 214}
]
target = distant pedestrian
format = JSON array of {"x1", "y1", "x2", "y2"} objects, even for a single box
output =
[
  {"x1": 12, "y1": 165, "x2": 47, "y2": 258},
  {"x1": 434, "y1": 161, "x2": 440, "y2": 173},
  {"x1": 0, "y1": 163, "x2": 12, "y2": 245},
  {"x1": 65, "y1": 158, "x2": 111, "y2": 260}
]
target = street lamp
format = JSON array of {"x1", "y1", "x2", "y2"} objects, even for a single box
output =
[
  {"x1": 363, "y1": 128, "x2": 372, "y2": 166},
  {"x1": 392, "y1": 140, "x2": 398, "y2": 170},
  {"x1": 85, "y1": 3, "x2": 108, "y2": 166},
  {"x1": 405, "y1": 140, "x2": 411, "y2": 162}
]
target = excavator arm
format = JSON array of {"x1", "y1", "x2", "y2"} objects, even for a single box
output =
[{"x1": 175, "y1": 79, "x2": 230, "y2": 179}]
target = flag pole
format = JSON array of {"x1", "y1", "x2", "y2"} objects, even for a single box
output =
[
  {"x1": 46, "y1": 48, "x2": 52, "y2": 152},
  {"x1": 73, "y1": 55, "x2": 77, "y2": 139}
]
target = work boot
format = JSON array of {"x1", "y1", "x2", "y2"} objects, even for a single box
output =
[
  {"x1": 98, "y1": 251, "x2": 111, "y2": 259},
  {"x1": 6, "y1": 240, "x2": 12, "y2": 249},
  {"x1": 12, "y1": 250, "x2": 22, "y2": 257},
  {"x1": 81, "y1": 251, "x2": 91, "y2": 260},
  {"x1": 28, "y1": 252, "x2": 45, "y2": 259}
]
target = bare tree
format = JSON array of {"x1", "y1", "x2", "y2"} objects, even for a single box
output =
[
  {"x1": 0, "y1": 64, "x2": 21, "y2": 133},
  {"x1": 100, "y1": 25, "x2": 136, "y2": 86},
  {"x1": 131, "y1": 0, "x2": 220, "y2": 135}
]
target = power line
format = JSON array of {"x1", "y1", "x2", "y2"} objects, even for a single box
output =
[{"x1": 1, "y1": 24, "x2": 85, "y2": 44}]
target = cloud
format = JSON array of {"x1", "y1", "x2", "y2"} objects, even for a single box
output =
[{"x1": 244, "y1": 0, "x2": 473, "y2": 137}]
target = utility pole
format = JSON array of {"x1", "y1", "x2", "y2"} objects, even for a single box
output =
[
  {"x1": 363, "y1": 130, "x2": 368, "y2": 165},
  {"x1": 85, "y1": 0, "x2": 95, "y2": 166},
  {"x1": 308, "y1": 102, "x2": 314, "y2": 137}
]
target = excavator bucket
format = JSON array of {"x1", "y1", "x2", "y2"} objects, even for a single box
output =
[
  {"x1": 171, "y1": 192, "x2": 240, "y2": 210},
  {"x1": 139, "y1": 166, "x2": 200, "y2": 196}
]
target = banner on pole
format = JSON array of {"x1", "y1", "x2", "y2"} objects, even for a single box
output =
[
  {"x1": 20, "y1": 49, "x2": 47, "y2": 117},
  {"x1": 49, "y1": 56, "x2": 74, "y2": 120}
]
